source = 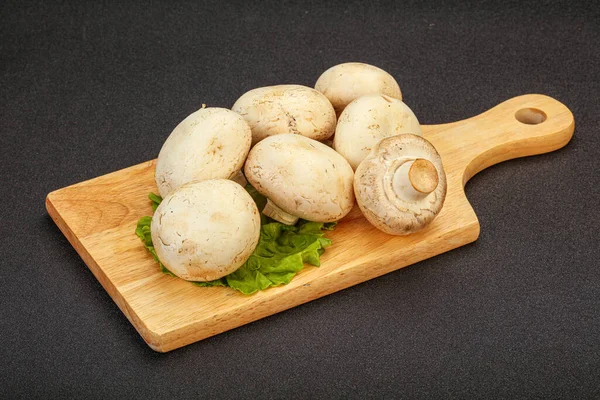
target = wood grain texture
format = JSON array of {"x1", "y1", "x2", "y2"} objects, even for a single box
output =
[{"x1": 46, "y1": 94, "x2": 574, "y2": 352}]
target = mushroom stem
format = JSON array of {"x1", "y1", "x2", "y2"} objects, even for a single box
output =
[
  {"x1": 392, "y1": 158, "x2": 439, "y2": 201},
  {"x1": 263, "y1": 198, "x2": 299, "y2": 225},
  {"x1": 229, "y1": 170, "x2": 248, "y2": 187}
]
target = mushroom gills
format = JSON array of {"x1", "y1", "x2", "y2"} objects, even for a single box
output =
[
  {"x1": 263, "y1": 198, "x2": 299, "y2": 225},
  {"x1": 353, "y1": 134, "x2": 447, "y2": 235}
]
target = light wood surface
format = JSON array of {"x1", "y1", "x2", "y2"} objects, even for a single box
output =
[{"x1": 46, "y1": 94, "x2": 574, "y2": 352}]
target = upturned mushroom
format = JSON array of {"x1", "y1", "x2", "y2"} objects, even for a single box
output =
[
  {"x1": 334, "y1": 94, "x2": 422, "y2": 170},
  {"x1": 244, "y1": 134, "x2": 355, "y2": 225},
  {"x1": 151, "y1": 179, "x2": 261, "y2": 281},
  {"x1": 354, "y1": 134, "x2": 447, "y2": 235},
  {"x1": 314, "y1": 62, "x2": 402, "y2": 116},
  {"x1": 232, "y1": 85, "x2": 337, "y2": 145},
  {"x1": 155, "y1": 107, "x2": 252, "y2": 198}
]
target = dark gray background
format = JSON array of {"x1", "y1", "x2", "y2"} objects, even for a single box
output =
[{"x1": 1, "y1": 0, "x2": 599, "y2": 398}]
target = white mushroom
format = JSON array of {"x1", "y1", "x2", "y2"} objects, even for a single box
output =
[
  {"x1": 314, "y1": 62, "x2": 402, "y2": 116},
  {"x1": 151, "y1": 179, "x2": 261, "y2": 281},
  {"x1": 155, "y1": 107, "x2": 252, "y2": 198},
  {"x1": 333, "y1": 94, "x2": 422, "y2": 170},
  {"x1": 231, "y1": 85, "x2": 337, "y2": 145},
  {"x1": 354, "y1": 134, "x2": 447, "y2": 235},
  {"x1": 244, "y1": 134, "x2": 355, "y2": 225}
]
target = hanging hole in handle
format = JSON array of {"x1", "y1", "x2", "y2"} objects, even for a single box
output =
[{"x1": 515, "y1": 108, "x2": 547, "y2": 125}]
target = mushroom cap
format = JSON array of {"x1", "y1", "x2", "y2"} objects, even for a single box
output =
[
  {"x1": 354, "y1": 134, "x2": 447, "y2": 235},
  {"x1": 244, "y1": 134, "x2": 355, "y2": 222},
  {"x1": 333, "y1": 94, "x2": 422, "y2": 170},
  {"x1": 232, "y1": 84, "x2": 337, "y2": 145},
  {"x1": 314, "y1": 62, "x2": 402, "y2": 115},
  {"x1": 151, "y1": 179, "x2": 261, "y2": 281},
  {"x1": 155, "y1": 107, "x2": 252, "y2": 198}
]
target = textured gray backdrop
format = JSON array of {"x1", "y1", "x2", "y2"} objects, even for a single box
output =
[{"x1": 1, "y1": 0, "x2": 599, "y2": 398}]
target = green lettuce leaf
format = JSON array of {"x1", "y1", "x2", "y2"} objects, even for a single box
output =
[
  {"x1": 135, "y1": 188, "x2": 336, "y2": 294},
  {"x1": 134, "y1": 216, "x2": 176, "y2": 277},
  {"x1": 211, "y1": 220, "x2": 334, "y2": 294},
  {"x1": 148, "y1": 192, "x2": 162, "y2": 211}
]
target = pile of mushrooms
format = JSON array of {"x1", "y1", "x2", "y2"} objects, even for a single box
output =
[{"x1": 149, "y1": 62, "x2": 447, "y2": 282}]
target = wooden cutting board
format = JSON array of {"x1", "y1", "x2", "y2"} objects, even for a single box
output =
[{"x1": 46, "y1": 94, "x2": 574, "y2": 352}]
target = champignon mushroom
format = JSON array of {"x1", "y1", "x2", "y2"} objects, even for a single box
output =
[
  {"x1": 314, "y1": 62, "x2": 402, "y2": 116},
  {"x1": 354, "y1": 134, "x2": 447, "y2": 235},
  {"x1": 333, "y1": 94, "x2": 422, "y2": 170},
  {"x1": 155, "y1": 107, "x2": 252, "y2": 198},
  {"x1": 151, "y1": 179, "x2": 261, "y2": 281},
  {"x1": 231, "y1": 85, "x2": 337, "y2": 145},
  {"x1": 244, "y1": 134, "x2": 355, "y2": 225}
]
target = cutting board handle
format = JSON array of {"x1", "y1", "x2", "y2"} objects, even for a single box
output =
[{"x1": 423, "y1": 94, "x2": 575, "y2": 186}]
